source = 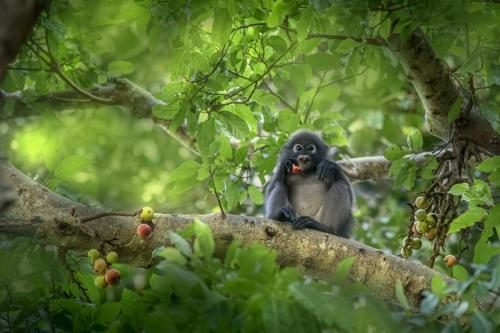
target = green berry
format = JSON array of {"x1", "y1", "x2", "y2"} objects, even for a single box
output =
[
  {"x1": 415, "y1": 209, "x2": 427, "y2": 222},
  {"x1": 105, "y1": 251, "x2": 119, "y2": 264},
  {"x1": 415, "y1": 221, "x2": 429, "y2": 234},
  {"x1": 411, "y1": 238, "x2": 422, "y2": 250},
  {"x1": 87, "y1": 249, "x2": 100, "y2": 262},
  {"x1": 400, "y1": 247, "x2": 412, "y2": 257},
  {"x1": 415, "y1": 196, "x2": 430, "y2": 209},
  {"x1": 94, "y1": 275, "x2": 107, "y2": 288}
]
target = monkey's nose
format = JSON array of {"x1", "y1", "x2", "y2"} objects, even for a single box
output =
[{"x1": 298, "y1": 155, "x2": 310, "y2": 163}]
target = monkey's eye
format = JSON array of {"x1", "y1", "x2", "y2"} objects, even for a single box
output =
[
  {"x1": 293, "y1": 144, "x2": 303, "y2": 152},
  {"x1": 306, "y1": 144, "x2": 317, "y2": 153}
]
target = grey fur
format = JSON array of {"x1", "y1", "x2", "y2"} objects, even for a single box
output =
[{"x1": 265, "y1": 130, "x2": 354, "y2": 237}]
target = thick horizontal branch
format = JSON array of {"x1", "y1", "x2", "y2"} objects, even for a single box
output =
[{"x1": 0, "y1": 158, "x2": 449, "y2": 308}]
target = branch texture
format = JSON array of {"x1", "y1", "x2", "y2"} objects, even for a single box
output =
[{"x1": 0, "y1": 159, "x2": 448, "y2": 307}]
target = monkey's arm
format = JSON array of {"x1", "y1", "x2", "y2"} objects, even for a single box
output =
[{"x1": 265, "y1": 159, "x2": 298, "y2": 223}]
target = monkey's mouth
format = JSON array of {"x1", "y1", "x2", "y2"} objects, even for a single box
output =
[{"x1": 297, "y1": 160, "x2": 311, "y2": 171}]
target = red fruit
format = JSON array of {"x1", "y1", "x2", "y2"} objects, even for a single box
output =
[
  {"x1": 105, "y1": 268, "x2": 121, "y2": 285},
  {"x1": 137, "y1": 223, "x2": 152, "y2": 239},
  {"x1": 444, "y1": 254, "x2": 458, "y2": 267},
  {"x1": 291, "y1": 164, "x2": 302, "y2": 174}
]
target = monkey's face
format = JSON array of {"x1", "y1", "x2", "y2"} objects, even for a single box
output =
[{"x1": 287, "y1": 141, "x2": 327, "y2": 172}]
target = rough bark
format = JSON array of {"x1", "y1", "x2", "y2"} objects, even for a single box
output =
[
  {"x1": 387, "y1": 28, "x2": 500, "y2": 155},
  {"x1": 0, "y1": 0, "x2": 47, "y2": 82},
  {"x1": 0, "y1": 158, "x2": 445, "y2": 307}
]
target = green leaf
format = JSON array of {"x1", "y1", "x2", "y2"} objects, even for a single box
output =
[
  {"x1": 94, "y1": 302, "x2": 120, "y2": 324},
  {"x1": 152, "y1": 103, "x2": 177, "y2": 120},
  {"x1": 168, "y1": 160, "x2": 200, "y2": 183},
  {"x1": 406, "y1": 128, "x2": 423, "y2": 151},
  {"x1": 219, "y1": 110, "x2": 249, "y2": 137},
  {"x1": 334, "y1": 39, "x2": 359, "y2": 53},
  {"x1": 447, "y1": 98, "x2": 462, "y2": 123},
  {"x1": 448, "y1": 183, "x2": 469, "y2": 196},
  {"x1": 448, "y1": 207, "x2": 487, "y2": 234},
  {"x1": 334, "y1": 257, "x2": 355, "y2": 282},
  {"x1": 384, "y1": 146, "x2": 405, "y2": 161},
  {"x1": 53, "y1": 155, "x2": 91, "y2": 181},
  {"x1": 168, "y1": 231, "x2": 193, "y2": 258},
  {"x1": 403, "y1": 164, "x2": 416, "y2": 190},
  {"x1": 378, "y1": 18, "x2": 392, "y2": 38},
  {"x1": 431, "y1": 274, "x2": 446, "y2": 296},
  {"x1": 211, "y1": 7, "x2": 232, "y2": 45},
  {"x1": 267, "y1": 1, "x2": 289, "y2": 28},
  {"x1": 477, "y1": 156, "x2": 500, "y2": 172},
  {"x1": 297, "y1": 7, "x2": 313, "y2": 41},
  {"x1": 193, "y1": 218, "x2": 215, "y2": 259},
  {"x1": 277, "y1": 109, "x2": 300, "y2": 132},
  {"x1": 471, "y1": 310, "x2": 493, "y2": 333},
  {"x1": 394, "y1": 280, "x2": 410, "y2": 310},
  {"x1": 159, "y1": 247, "x2": 187, "y2": 265},
  {"x1": 248, "y1": 186, "x2": 263, "y2": 205},
  {"x1": 107, "y1": 60, "x2": 135, "y2": 76},
  {"x1": 452, "y1": 265, "x2": 469, "y2": 282},
  {"x1": 305, "y1": 53, "x2": 338, "y2": 71},
  {"x1": 474, "y1": 204, "x2": 500, "y2": 264}
]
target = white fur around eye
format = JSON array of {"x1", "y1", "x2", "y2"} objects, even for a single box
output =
[
  {"x1": 293, "y1": 144, "x2": 303, "y2": 152},
  {"x1": 306, "y1": 144, "x2": 317, "y2": 153}
]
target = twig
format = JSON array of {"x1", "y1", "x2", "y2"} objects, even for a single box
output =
[
  {"x1": 208, "y1": 164, "x2": 226, "y2": 219},
  {"x1": 303, "y1": 72, "x2": 326, "y2": 123},
  {"x1": 80, "y1": 211, "x2": 136, "y2": 223}
]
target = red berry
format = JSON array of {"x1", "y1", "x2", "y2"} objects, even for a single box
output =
[
  {"x1": 105, "y1": 268, "x2": 121, "y2": 285},
  {"x1": 137, "y1": 223, "x2": 152, "y2": 239}
]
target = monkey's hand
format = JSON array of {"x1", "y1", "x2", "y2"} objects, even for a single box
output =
[
  {"x1": 279, "y1": 206, "x2": 298, "y2": 224},
  {"x1": 316, "y1": 160, "x2": 339, "y2": 182},
  {"x1": 293, "y1": 216, "x2": 334, "y2": 234},
  {"x1": 277, "y1": 158, "x2": 298, "y2": 181}
]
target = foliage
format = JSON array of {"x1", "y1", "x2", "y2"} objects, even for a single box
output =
[
  {"x1": 1, "y1": 222, "x2": 499, "y2": 332},
  {"x1": 1, "y1": 0, "x2": 500, "y2": 331}
]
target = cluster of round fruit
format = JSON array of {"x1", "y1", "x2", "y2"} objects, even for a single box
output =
[
  {"x1": 88, "y1": 249, "x2": 121, "y2": 288},
  {"x1": 136, "y1": 206, "x2": 155, "y2": 239},
  {"x1": 400, "y1": 196, "x2": 436, "y2": 257}
]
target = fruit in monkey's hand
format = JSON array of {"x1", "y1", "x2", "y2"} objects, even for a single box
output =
[
  {"x1": 87, "y1": 249, "x2": 100, "y2": 262},
  {"x1": 415, "y1": 221, "x2": 429, "y2": 234},
  {"x1": 137, "y1": 223, "x2": 152, "y2": 239},
  {"x1": 94, "y1": 275, "x2": 108, "y2": 288},
  {"x1": 415, "y1": 196, "x2": 430, "y2": 209},
  {"x1": 444, "y1": 255, "x2": 458, "y2": 267},
  {"x1": 411, "y1": 238, "x2": 422, "y2": 250},
  {"x1": 93, "y1": 258, "x2": 108, "y2": 275},
  {"x1": 105, "y1": 268, "x2": 121, "y2": 285},
  {"x1": 291, "y1": 164, "x2": 302, "y2": 174},
  {"x1": 106, "y1": 251, "x2": 118, "y2": 264},
  {"x1": 415, "y1": 209, "x2": 427, "y2": 222},
  {"x1": 139, "y1": 207, "x2": 154, "y2": 222}
]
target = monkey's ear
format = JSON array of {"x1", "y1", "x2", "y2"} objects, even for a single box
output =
[{"x1": 328, "y1": 146, "x2": 339, "y2": 159}]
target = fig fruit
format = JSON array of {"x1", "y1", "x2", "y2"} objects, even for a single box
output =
[
  {"x1": 94, "y1": 275, "x2": 108, "y2": 288},
  {"x1": 415, "y1": 209, "x2": 427, "y2": 222},
  {"x1": 105, "y1": 268, "x2": 121, "y2": 285},
  {"x1": 139, "y1": 207, "x2": 155, "y2": 222},
  {"x1": 425, "y1": 229, "x2": 436, "y2": 240},
  {"x1": 87, "y1": 249, "x2": 100, "y2": 262},
  {"x1": 400, "y1": 247, "x2": 412, "y2": 257},
  {"x1": 415, "y1": 196, "x2": 429, "y2": 209},
  {"x1": 106, "y1": 251, "x2": 118, "y2": 264},
  {"x1": 444, "y1": 254, "x2": 458, "y2": 267},
  {"x1": 137, "y1": 223, "x2": 152, "y2": 239},
  {"x1": 93, "y1": 258, "x2": 108, "y2": 275},
  {"x1": 415, "y1": 221, "x2": 429, "y2": 234},
  {"x1": 411, "y1": 238, "x2": 422, "y2": 250},
  {"x1": 426, "y1": 213, "x2": 438, "y2": 226}
]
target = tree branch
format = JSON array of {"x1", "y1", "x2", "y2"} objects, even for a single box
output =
[
  {"x1": 387, "y1": 28, "x2": 500, "y2": 155},
  {"x1": 0, "y1": 158, "x2": 449, "y2": 308}
]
